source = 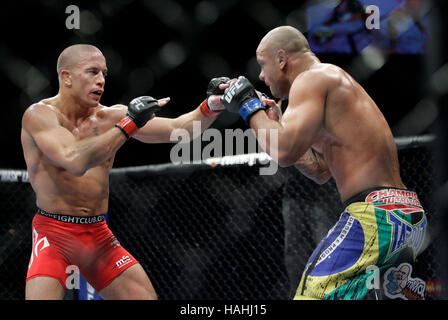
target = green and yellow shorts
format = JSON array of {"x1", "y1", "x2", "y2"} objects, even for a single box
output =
[{"x1": 294, "y1": 187, "x2": 427, "y2": 300}]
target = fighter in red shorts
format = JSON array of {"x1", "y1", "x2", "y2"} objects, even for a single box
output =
[{"x1": 21, "y1": 44, "x2": 227, "y2": 299}]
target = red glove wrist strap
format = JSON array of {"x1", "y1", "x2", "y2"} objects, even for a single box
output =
[
  {"x1": 115, "y1": 116, "x2": 138, "y2": 139},
  {"x1": 200, "y1": 99, "x2": 220, "y2": 118}
]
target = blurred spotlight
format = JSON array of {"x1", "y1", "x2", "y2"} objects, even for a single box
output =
[
  {"x1": 430, "y1": 63, "x2": 448, "y2": 95},
  {"x1": 392, "y1": 98, "x2": 438, "y2": 136},
  {"x1": 197, "y1": 52, "x2": 231, "y2": 79},
  {"x1": 346, "y1": 44, "x2": 388, "y2": 82},
  {"x1": 246, "y1": 0, "x2": 283, "y2": 29},
  {"x1": 286, "y1": 9, "x2": 308, "y2": 32},
  {"x1": 102, "y1": 47, "x2": 123, "y2": 76},
  {"x1": 159, "y1": 41, "x2": 187, "y2": 69},
  {"x1": 128, "y1": 67, "x2": 155, "y2": 94},
  {"x1": 99, "y1": 0, "x2": 134, "y2": 17},
  {"x1": 141, "y1": 0, "x2": 185, "y2": 29},
  {"x1": 361, "y1": 45, "x2": 386, "y2": 71},
  {"x1": 3, "y1": 58, "x2": 50, "y2": 103},
  {"x1": 195, "y1": 1, "x2": 219, "y2": 25},
  {"x1": 25, "y1": 66, "x2": 51, "y2": 99},
  {"x1": 3, "y1": 59, "x2": 29, "y2": 88},
  {"x1": 77, "y1": 10, "x2": 102, "y2": 35}
]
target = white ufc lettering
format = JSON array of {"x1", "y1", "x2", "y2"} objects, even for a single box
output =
[
  {"x1": 28, "y1": 228, "x2": 50, "y2": 269},
  {"x1": 130, "y1": 98, "x2": 145, "y2": 110},
  {"x1": 224, "y1": 79, "x2": 244, "y2": 103}
]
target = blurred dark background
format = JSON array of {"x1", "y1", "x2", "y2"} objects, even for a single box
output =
[
  {"x1": 0, "y1": 0, "x2": 446, "y2": 169},
  {"x1": 0, "y1": 0, "x2": 448, "y2": 302}
]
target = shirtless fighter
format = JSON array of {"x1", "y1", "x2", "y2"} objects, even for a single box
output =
[
  {"x1": 21, "y1": 44, "x2": 226, "y2": 300},
  {"x1": 220, "y1": 26, "x2": 427, "y2": 300}
]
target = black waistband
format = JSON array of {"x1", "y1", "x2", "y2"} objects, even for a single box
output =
[
  {"x1": 342, "y1": 186, "x2": 422, "y2": 209},
  {"x1": 36, "y1": 208, "x2": 106, "y2": 224}
]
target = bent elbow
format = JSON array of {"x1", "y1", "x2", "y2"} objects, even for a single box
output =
[
  {"x1": 66, "y1": 162, "x2": 87, "y2": 177},
  {"x1": 314, "y1": 175, "x2": 330, "y2": 185},
  {"x1": 313, "y1": 171, "x2": 332, "y2": 185},
  {"x1": 62, "y1": 149, "x2": 87, "y2": 177},
  {"x1": 277, "y1": 159, "x2": 294, "y2": 168},
  {"x1": 275, "y1": 152, "x2": 297, "y2": 168},
  {"x1": 69, "y1": 167, "x2": 87, "y2": 177}
]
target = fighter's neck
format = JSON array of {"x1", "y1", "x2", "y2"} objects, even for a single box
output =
[
  {"x1": 288, "y1": 53, "x2": 321, "y2": 80},
  {"x1": 53, "y1": 92, "x2": 97, "y2": 121}
]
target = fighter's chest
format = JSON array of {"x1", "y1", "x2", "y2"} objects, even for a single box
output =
[{"x1": 66, "y1": 115, "x2": 114, "y2": 140}]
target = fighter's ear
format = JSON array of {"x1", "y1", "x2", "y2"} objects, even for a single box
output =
[
  {"x1": 60, "y1": 69, "x2": 72, "y2": 88},
  {"x1": 277, "y1": 49, "x2": 286, "y2": 70}
]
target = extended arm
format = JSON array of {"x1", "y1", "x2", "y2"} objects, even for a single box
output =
[
  {"x1": 133, "y1": 102, "x2": 218, "y2": 143},
  {"x1": 133, "y1": 77, "x2": 230, "y2": 143}
]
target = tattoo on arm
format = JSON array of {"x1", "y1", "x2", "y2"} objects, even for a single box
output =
[
  {"x1": 294, "y1": 148, "x2": 331, "y2": 184},
  {"x1": 93, "y1": 127, "x2": 99, "y2": 136}
]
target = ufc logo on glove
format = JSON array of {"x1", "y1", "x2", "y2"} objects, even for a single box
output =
[{"x1": 223, "y1": 79, "x2": 244, "y2": 103}]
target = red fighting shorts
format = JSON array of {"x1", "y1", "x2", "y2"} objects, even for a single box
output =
[{"x1": 26, "y1": 209, "x2": 139, "y2": 292}]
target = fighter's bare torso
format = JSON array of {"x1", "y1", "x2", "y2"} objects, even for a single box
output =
[
  {"x1": 21, "y1": 97, "x2": 126, "y2": 216},
  {"x1": 299, "y1": 63, "x2": 405, "y2": 201}
]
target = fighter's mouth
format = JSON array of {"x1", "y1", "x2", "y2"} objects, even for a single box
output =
[{"x1": 91, "y1": 90, "x2": 103, "y2": 96}]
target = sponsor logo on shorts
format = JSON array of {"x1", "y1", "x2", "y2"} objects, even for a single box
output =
[
  {"x1": 38, "y1": 210, "x2": 106, "y2": 224},
  {"x1": 386, "y1": 211, "x2": 426, "y2": 261},
  {"x1": 115, "y1": 255, "x2": 132, "y2": 269},
  {"x1": 305, "y1": 212, "x2": 364, "y2": 277},
  {"x1": 383, "y1": 263, "x2": 425, "y2": 300},
  {"x1": 315, "y1": 216, "x2": 355, "y2": 267},
  {"x1": 28, "y1": 228, "x2": 50, "y2": 269},
  {"x1": 365, "y1": 188, "x2": 423, "y2": 214}
]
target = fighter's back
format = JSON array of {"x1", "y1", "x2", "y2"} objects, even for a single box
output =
[{"x1": 307, "y1": 63, "x2": 405, "y2": 201}]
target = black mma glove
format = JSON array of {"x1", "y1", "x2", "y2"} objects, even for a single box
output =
[
  {"x1": 200, "y1": 76, "x2": 230, "y2": 117},
  {"x1": 115, "y1": 96, "x2": 161, "y2": 139},
  {"x1": 220, "y1": 76, "x2": 265, "y2": 124}
]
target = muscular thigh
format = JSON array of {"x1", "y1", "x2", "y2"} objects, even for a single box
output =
[{"x1": 99, "y1": 263, "x2": 157, "y2": 300}]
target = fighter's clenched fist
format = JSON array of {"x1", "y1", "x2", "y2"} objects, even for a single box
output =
[
  {"x1": 220, "y1": 76, "x2": 266, "y2": 124},
  {"x1": 115, "y1": 96, "x2": 161, "y2": 138}
]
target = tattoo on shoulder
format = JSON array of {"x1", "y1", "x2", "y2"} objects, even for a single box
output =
[{"x1": 93, "y1": 127, "x2": 99, "y2": 136}]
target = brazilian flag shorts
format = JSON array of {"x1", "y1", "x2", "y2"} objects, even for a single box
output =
[{"x1": 294, "y1": 187, "x2": 427, "y2": 300}]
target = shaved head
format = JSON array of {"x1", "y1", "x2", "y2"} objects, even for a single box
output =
[
  {"x1": 56, "y1": 44, "x2": 103, "y2": 76},
  {"x1": 257, "y1": 26, "x2": 310, "y2": 57},
  {"x1": 256, "y1": 26, "x2": 314, "y2": 99}
]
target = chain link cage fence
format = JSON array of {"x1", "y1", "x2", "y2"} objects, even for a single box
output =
[{"x1": 0, "y1": 135, "x2": 445, "y2": 300}]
